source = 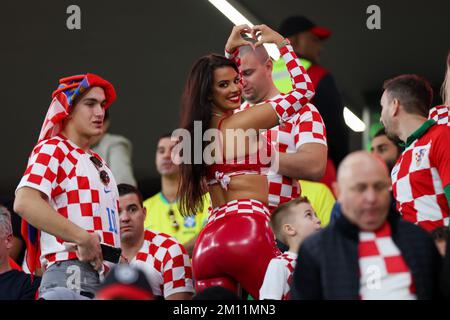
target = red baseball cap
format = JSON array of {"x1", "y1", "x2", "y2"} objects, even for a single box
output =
[{"x1": 279, "y1": 16, "x2": 332, "y2": 40}]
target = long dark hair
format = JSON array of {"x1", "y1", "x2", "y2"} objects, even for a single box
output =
[{"x1": 178, "y1": 54, "x2": 238, "y2": 216}]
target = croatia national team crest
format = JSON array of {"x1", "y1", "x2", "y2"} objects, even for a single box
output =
[
  {"x1": 415, "y1": 148, "x2": 426, "y2": 167},
  {"x1": 184, "y1": 216, "x2": 196, "y2": 228}
]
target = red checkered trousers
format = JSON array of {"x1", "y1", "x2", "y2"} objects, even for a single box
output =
[{"x1": 193, "y1": 199, "x2": 280, "y2": 299}]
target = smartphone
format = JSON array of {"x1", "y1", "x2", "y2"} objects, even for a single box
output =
[{"x1": 100, "y1": 244, "x2": 122, "y2": 263}]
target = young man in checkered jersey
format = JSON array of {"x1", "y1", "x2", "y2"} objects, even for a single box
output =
[
  {"x1": 14, "y1": 74, "x2": 121, "y2": 299},
  {"x1": 292, "y1": 152, "x2": 441, "y2": 300},
  {"x1": 224, "y1": 25, "x2": 328, "y2": 213},
  {"x1": 259, "y1": 197, "x2": 321, "y2": 300},
  {"x1": 380, "y1": 74, "x2": 450, "y2": 232},
  {"x1": 117, "y1": 184, "x2": 194, "y2": 300}
]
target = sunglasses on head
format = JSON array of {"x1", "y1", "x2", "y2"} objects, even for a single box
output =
[{"x1": 90, "y1": 156, "x2": 110, "y2": 186}]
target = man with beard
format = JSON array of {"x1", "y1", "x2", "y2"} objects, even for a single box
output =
[
  {"x1": 380, "y1": 74, "x2": 450, "y2": 232},
  {"x1": 371, "y1": 127, "x2": 402, "y2": 172}
]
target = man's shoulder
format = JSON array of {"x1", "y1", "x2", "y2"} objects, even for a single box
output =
[
  {"x1": 143, "y1": 229, "x2": 182, "y2": 247},
  {"x1": 31, "y1": 136, "x2": 82, "y2": 162},
  {"x1": 396, "y1": 218, "x2": 434, "y2": 241},
  {"x1": 0, "y1": 269, "x2": 39, "y2": 287},
  {"x1": 423, "y1": 122, "x2": 450, "y2": 149},
  {"x1": 430, "y1": 122, "x2": 450, "y2": 135},
  {"x1": 304, "y1": 220, "x2": 343, "y2": 246},
  {"x1": 300, "y1": 227, "x2": 327, "y2": 253}
]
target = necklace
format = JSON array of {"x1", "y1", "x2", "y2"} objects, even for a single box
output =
[{"x1": 212, "y1": 112, "x2": 224, "y2": 117}]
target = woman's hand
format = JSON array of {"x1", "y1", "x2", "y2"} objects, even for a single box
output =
[
  {"x1": 252, "y1": 24, "x2": 285, "y2": 48},
  {"x1": 225, "y1": 24, "x2": 254, "y2": 53}
]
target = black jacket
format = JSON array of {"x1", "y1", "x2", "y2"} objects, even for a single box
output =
[
  {"x1": 291, "y1": 208, "x2": 442, "y2": 300},
  {"x1": 0, "y1": 270, "x2": 41, "y2": 300}
]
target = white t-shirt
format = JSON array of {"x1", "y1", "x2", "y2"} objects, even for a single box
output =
[{"x1": 259, "y1": 251, "x2": 297, "y2": 300}]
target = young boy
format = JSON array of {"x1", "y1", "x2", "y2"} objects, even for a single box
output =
[{"x1": 259, "y1": 197, "x2": 321, "y2": 300}]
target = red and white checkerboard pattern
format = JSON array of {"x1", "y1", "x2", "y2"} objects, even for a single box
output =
[
  {"x1": 259, "y1": 251, "x2": 297, "y2": 300},
  {"x1": 229, "y1": 40, "x2": 327, "y2": 212},
  {"x1": 16, "y1": 135, "x2": 120, "y2": 270},
  {"x1": 391, "y1": 124, "x2": 450, "y2": 231},
  {"x1": 429, "y1": 105, "x2": 450, "y2": 126},
  {"x1": 207, "y1": 199, "x2": 270, "y2": 225},
  {"x1": 131, "y1": 230, "x2": 194, "y2": 298},
  {"x1": 225, "y1": 47, "x2": 241, "y2": 70},
  {"x1": 266, "y1": 44, "x2": 315, "y2": 121},
  {"x1": 358, "y1": 222, "x2": 416, "y2": 300},
  {"x1": 238, "y1": 101, "x2": 327, "y2": 211}
]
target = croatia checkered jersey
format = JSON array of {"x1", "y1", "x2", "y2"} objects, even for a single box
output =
[
  {"x1": 16, "y1": 134, "x2": 120, "y2": 270},
  {"x1": 130, "y1": 230, "x2": 194, "y2": 298},
  {"x1": 429, "y1": 105, "x2": 450, "y2": 126},
  {"x1": 226, "y1": 39, "x2": 315, "y2": 122},
  {"x1": 227, "y1": 41, "x2": 326, "y2": 211},
  {"x1": 259, "y1": 251, "x2": 297, "y2": 300},
  {"x1": 358, "y1": 222, "x2": 416, "y2": 300},
  {"x1": 238, "y1": 101, "x2": 327, "y2": 211},
  {"x1": 391, "y1": 121, "x2": 450, "y2": 231}
]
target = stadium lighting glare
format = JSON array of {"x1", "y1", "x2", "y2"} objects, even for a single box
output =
[
  {"x1": 208, "y1": 0, "x2": 281, "y2": 60},
  {"x1": 343, "y1": 107, "x2": 367, "y2": 132}
]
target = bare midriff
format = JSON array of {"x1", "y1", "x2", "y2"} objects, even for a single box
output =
[{"x1": 209, "y1": 174, "x2": 269, "y2": 208}]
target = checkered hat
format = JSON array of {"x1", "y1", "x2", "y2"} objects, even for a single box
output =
[{"x1": 38, "y1": 73, "x2": 117, "y2": 142}]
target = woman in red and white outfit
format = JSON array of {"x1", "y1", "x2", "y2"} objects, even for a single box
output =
[{"x1": 177, "y1": 25, "x2": 315, "y2": 299}]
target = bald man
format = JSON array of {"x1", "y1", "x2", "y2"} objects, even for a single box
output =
[{"x1": 291, "y1": 151, "x2": 441, "y2": 300}]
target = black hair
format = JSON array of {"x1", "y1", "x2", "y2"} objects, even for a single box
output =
[
  {"x1": 373, "y1": 127, "x2": 402, "y2": 153},
  {"x1": 178, "y1": 54, "x2": 239, "y2": 217},
  {"x1": 117, "y1": 183, "x2": 144, "y2": 206},
  {"x1": 431, "y1": 226, "x2": 450, "y2": 242},
  {"x1": 383, "y1": 74, "x2": 433, "y2": 117}
]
